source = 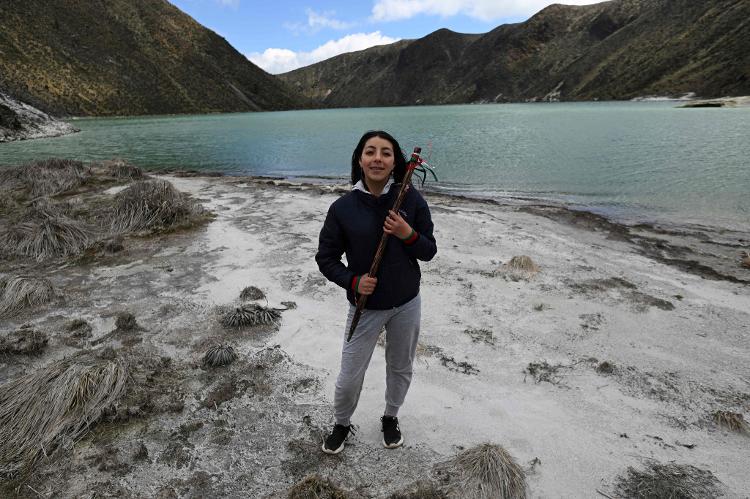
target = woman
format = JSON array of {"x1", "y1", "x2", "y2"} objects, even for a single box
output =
[{"x1": 316, "y1": 130, "x2": 437, "y2": 454}]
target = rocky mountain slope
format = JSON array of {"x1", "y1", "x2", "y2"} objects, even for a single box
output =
[
  {"x1": 280, "y1": 0, "x2": 750, "y2": 106},
  {"x1": 0, "y1": 0, "x2": 306, "y2": 116}
]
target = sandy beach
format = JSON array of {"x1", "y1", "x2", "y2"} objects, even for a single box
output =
[{"x1": 1, "y1": 171, "x2": 748, "y2": 498}]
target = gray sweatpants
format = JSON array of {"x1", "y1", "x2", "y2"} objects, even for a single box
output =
[{"x1": 334, "y1": 294, "x2": 421, "y2": 426}]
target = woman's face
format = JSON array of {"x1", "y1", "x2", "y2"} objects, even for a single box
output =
[{"x1": 359, "y1": 136, "x2": 395, "y2": 186}]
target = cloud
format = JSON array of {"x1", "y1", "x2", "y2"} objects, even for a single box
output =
[
  {"x1": 371, "y1": 0, "x2": 601, "y2": 22},
  {"x1": 307, "y1": 9, "x2": 356, "y2": 30},
  {"x1": 248, "y1": 31, "x2": 400, "y2": 74},
  {"x1": 215, "y1": 0, "x2": 240, "y2": 7},
  {"x1": 284, "y1": 9, "x2": 357, "y2": 34}
]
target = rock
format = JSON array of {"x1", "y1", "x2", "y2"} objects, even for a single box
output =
[{"x1": 0, "y1": 92, "x2": 78, "y2": 142}]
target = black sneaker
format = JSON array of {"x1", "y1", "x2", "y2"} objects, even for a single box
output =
[
  {"x1": 381, "y1": 416, "x2": 404, "y2": 449},
  {"x1": 322, "y1": 423, "x2": 354, "y2": 454}
]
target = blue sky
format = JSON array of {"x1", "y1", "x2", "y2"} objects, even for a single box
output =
[{"x1": 169, "y1": 0, "x2": 600, "y2": 74}]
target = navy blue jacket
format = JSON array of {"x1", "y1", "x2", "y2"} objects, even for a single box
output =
[{"x1": 316, "y1": 184, "x2": 437, "y2": 309}]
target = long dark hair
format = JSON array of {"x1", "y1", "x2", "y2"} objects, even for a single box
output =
[{"x1": 350, "y1": 130, "x2": 407, "y2": 186}]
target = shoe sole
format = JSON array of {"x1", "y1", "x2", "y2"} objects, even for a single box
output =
[
  {"x1": 382, "y1": 436, "x2": 404, "y2": 449},
  {"x1": 321, "y1": 441, "x2": 345, "y2": 455}
]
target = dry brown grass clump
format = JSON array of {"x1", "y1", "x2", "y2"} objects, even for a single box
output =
[
  {"x1": 110, "y1": 179, "x2": 204, "y2": 234},
  {"x1": 220, "y1": 303, "x2": 281, "y2": 329},
  {"x1": 713, "y1": 410, "x2": 748, "y2": 433},
  {"x1": 0, "y1": 200, "x2": 96, "y2": 261},
  {"x1": 287, "y1": 474, "x2": 351, "y2": 499},
  {"x1": 115, "y1": 312, "x2": 139, "y2": 331},
  {"x1": 101, "y1": 159, "x2": 144, "y2": 180},
  {"x1": 615, "y1": 462, "x2": 722, "y2": 499},
  {"x1": 506, "y1": 256, "x2": 539, "y2": 273},
  {"x1": 0, "y1": 355, "x2": 127, "y2": 480},
  {"x1": 27, "y1": 158, "x2": 89, "y2": 197},
  {"x1": 0, "y1": 327, "x2": 48, "y2": 356},
  {"x1": 497, "y1": 256, "x2": 540, "y2": 280},
  {"x1": 65, "y1": 319, "x2": 93, "y2": 345},
  {"x1": 240, "y1": 286, "x2": 265, "y2": 301},
  {"x1": 202, "y1": 344, "x2": 238, "y2": 368},
  {"x1": 440, "y1": 443, "x2": 527, "y2": 499},
  {"x1": 0, "y1": 276, "x2": 55, "y2": 318}
]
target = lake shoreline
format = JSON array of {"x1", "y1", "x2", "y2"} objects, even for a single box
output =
[
  {"x1": 197, "y1": 172, "x2": 750, "y2": 286},
  {"x1": 3, "y1": 101, "x2": 748, "y2": 237}
]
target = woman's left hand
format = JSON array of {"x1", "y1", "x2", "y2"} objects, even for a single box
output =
[{"x1": 384, "y1": 210, "x2": 412, "y2": 239}]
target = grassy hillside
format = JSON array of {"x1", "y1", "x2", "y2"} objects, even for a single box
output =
[
  {"x1": 0, "y1": 0, "x2": 307, "y2": 116},
  {"x1": 281, "y1": 0, "x2": 750, "y2": 106}
]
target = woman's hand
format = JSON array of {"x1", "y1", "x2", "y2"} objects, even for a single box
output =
[
  {"x1": 356, "y1": 275, "x2": 377, "y2": 295},
  {"x1": 383, "y1": 210, "x2": 412, "y2": 240}
]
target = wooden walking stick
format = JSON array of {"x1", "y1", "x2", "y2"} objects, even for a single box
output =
[{"x1": 347, "y1": 147, "x2": 423, "y2": 342}]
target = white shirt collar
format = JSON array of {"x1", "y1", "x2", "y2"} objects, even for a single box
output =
[{"x1": 352, "y1": 178, "x2": 395, "y2": 196}]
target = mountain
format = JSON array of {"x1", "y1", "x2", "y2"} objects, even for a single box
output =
[
  {"x1": 280, "y1": 0, "x2": 750, "y2": 106},
  {"x1": 0, "y1": 0, "x2": 306, "y2": 116}
]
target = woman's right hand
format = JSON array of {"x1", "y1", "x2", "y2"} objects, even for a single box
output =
[{"x1": 356, "y1": 275, "x2": 377, "y2": 295}]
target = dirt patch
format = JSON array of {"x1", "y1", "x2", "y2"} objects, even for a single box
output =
[
  {"x1": 200, "y1": 377, "x2": 255, "y2": 409},
  {"x1": 0, "y1": 326, "x2": 48, "y2": 355},
  {"x1": 102, "y1": 351, "x2": 186, "y2": 423},
  {"x1": 463, "y1": 327, "x2": 494, "y2": 345},
  {"x1": 628, "y1": 291, "x2": 675, "y2": 311},
  {"x1": 440, "y1": 355, "x2": 480, "y2": 375},
  {"x1": 524, "y1": 361, "x2": 577, "y2": 386},
  {"x1": 569, "y1": 277, "x2": 674, "y2": 312},
  {"x1": 569, "y1": 277, "x2": 637, "y2": 293},
  {"x1": 283, "y1": 439, "x2": 338, "y2": 479},
  {"x1": 86, "y1": 445, "x2": 132, "y2": 476}
]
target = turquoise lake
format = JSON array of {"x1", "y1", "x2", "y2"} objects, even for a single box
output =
[{"x1": 1, "y1": 102, "x2": 748, "y2": 232}]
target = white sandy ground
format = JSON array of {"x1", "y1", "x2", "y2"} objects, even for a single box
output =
[
  {"x1": 163, "y1": 175, "x2": 749, "y2": 497},
  {"x1": 2, "y1": 174, "x2": 748, "y2": 497}
]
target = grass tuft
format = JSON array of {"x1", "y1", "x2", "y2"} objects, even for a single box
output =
[
  {"x1": 220, "y1": 304, "x2": 281, "y2": 329},
  {"x1": 28, "y1": 158, "x2": 89, "y2": 197},
  {"x1": 101, "y1": 159, "x2": 144, "y2": 180},
  {"x1": 615, "y1": 462, "x2": 722, "y2": 499},
  {"x1": 0, "y1": 276, "x2": 55, "y2": 318},
  {"x1": 0, "y1": 199, "x2": 96, "y2": 261},
  {"x1": 497, "y1": 256, "x2": 540, "y2": 280},
  {"x1": 713, "y1": 410, "x2": 748, "y2": 433},
  {"x1": 110, "y1": 179, "x2": 204, "y2": 234},
  {"x1": 115, "y1": 312, "x2": 139, "y2": 331},
  {"x1": 202, "y1": 344, "x2": 238, "y2": 368},
  {"x1": 596, "y1": 361, "x2": 615, "y2": 374},
  {"x1": 240, "y1": 286, "x2": 265, "y2": 301},
  {"x1": 0, "y1": 355, "x2": 127, "y2": 480},
  {"x1": 442, "y1": 443, "x2": 527, "y2": 499},
  {"x1": 287, "y1": 474, "x2": 351, "y2": 499},
  {"x1": 507, "y1": 256, "x2": 539, "y2": 273},
  {"x1": 0, "y1": 327, "x2": 48, "y2": 356}
]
